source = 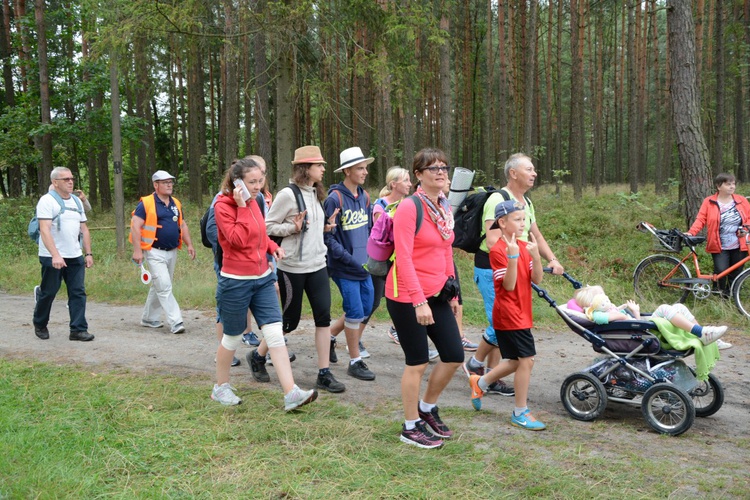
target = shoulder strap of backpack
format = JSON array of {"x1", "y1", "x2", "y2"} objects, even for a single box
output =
[
  {"x1": 499, "y1": 186, "x2": 532, "y2": 206},
  {"x1": 407, "y1": 195, "x2": 423, "y2": 235},
  {"x1": 287, "y1": 183, "x2": 306, "y2": 212}
]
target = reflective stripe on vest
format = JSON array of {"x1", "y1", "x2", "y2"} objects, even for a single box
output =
[{"x1": 130, "y1": 194, "x2": 183, "y2": 250}]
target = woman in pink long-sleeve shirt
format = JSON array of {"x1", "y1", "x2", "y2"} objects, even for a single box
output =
[{"x1": 385, "y1": 148, "x2": 463, "y2": 449}]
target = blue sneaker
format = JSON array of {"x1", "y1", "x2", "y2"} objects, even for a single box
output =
[
  {"x1": 510, "y1": 409, "x2": 546, "y2": 431},
  {"x1": 242, "y1": 332, "x2": 260, "y2": 346}
]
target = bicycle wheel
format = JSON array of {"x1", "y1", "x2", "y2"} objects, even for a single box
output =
[
  {"x1": 633, "y1": 255, "x2": 690, "y2": 311},
  {"x1": 731, "y1": 269, "x2": 750, "y2": 319}
]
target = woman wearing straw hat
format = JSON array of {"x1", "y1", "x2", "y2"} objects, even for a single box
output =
[{"x1": 265, "y1": 146, "x2": 346, "y2": 393}]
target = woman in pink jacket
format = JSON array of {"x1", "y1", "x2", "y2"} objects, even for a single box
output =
[
  {"x1": 385, "y1": 148, "x2": 463, "y2": 449},
  {"x1": 212, "y1": 157, "x2": 317, "y2": 411},
  {"x1": 687, "y1": 173, "x2": 750, "y2": 301}
]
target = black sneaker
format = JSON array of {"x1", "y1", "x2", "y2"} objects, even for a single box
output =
[
  {"x1": 347, "y1": 360, "x2": 376, "y2": 381},
  {"x1": 400, "y1": 421, "x2": 443, "y2": 449},
  {"x1": 69, "y1": 331, "x2": 94, "y2": 341},
  {"x1": 329, "y1": 336, "x2": 338, "y2": 364},
  {"x1": 316, "y1": 371, "x2": 346, "y2": 393},
  {"x1": 34, "y1": 325, "x2": 49, "y2": 340},
  {"x1": 247, "y1": 349, "x2": 270, "y2": 383},
  {"x1": 231, "y1": 356, "x2": 241, "y2": 367},
  {"x1": 418, "y1": 406, "x2": 453, "y2": 438},
  {"x1": 486, "y1": 380, "x2": 515, "y2": 396}
]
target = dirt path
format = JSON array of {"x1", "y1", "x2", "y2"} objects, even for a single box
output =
[{"x1": 3, "y1": 291, "x2": 750, "y2": 469}]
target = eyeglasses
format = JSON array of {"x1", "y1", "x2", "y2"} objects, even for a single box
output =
[
  {"x1": 422, "y1": 166, "x2": 450, "y2": 174},
  {"x1": 55, "y1": 177, "x2": 75, "y2": 182}
]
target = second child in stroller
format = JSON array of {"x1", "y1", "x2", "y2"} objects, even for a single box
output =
[{"x1": 572, "y1": 286, "x2": 728, "y2": 346}]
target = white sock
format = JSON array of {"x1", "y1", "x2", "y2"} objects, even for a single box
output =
[
  {"x1": 404, "y1": 418, "x2": 420, "y2": 430},
  {"x1": 469, "y1": 356, "x2": 485, "y2": 368},
  {"x1": 350, "y1": 357, "x2": 362, "y2": 365},
  {"x1": 478, "y1": 376, "x2": 490, "y2": 392},
  {"x1": 514, "y1": 406, "x2": 528, "y2": 417},
  {"x1": 419, "y1": 400, "x2": 436, "y2": 413}
]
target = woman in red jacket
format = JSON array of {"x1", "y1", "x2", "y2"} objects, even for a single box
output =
[
  {"x1": 212, "y1": 157, "x2": 317, "y2": 411},
  {"x1": 687, "y1": 173, "x2": 750, "y2": 302}
]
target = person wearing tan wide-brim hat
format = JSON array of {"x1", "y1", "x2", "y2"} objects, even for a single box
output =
[{"x1": 292, "y1": 145, "x2": 326, "y2": 165}]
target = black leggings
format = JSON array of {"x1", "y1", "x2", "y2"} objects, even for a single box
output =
[
  {"x1": 278, "y1": 267, "x2": 331, "y2": 332},
  {"x1": 386, "y1": 297, "x2": 464, "y2": 366},
  {"x1": 712, "y1": 248, "x2": 747, "y2": 293}
]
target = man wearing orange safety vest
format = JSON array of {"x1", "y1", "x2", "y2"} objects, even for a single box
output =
[{"x1": 131, "y1": 170, "x2": 196, "y2": 334}]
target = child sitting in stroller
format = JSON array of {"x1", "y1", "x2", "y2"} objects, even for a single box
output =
[{"x1": 571, "y1": 286, "x2": 728, "y2": 347}]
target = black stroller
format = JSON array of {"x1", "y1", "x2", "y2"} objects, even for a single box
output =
[{"x1": 533, "y1": 272, "x2": 724, "y2": 436}]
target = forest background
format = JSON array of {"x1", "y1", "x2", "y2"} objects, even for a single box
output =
[{"x1": 1, "y1": 0, "x2": 748, "y2": 240}]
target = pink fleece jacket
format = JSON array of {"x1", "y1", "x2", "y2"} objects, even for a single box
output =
[{"x1": 385, "y1": 196, "x2": 454, "y2": 305}]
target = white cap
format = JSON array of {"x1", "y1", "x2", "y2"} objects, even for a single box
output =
[{"x1": 152, "y1": 170, "x2": 176, "y2": 182}]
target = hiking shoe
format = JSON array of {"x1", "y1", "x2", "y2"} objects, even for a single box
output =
[
  {"x1": 284, "y1": 385, "x2": 318, "y2": 411},
  {"x1": 69, "y1": 331, "x2": 94, "y2": 341},
  {"x1": 486, "y1": 380, "x2": 515, "y2": 396},
  {"x1": 400, "y1": 421, "x2": 443, "y2": 449},
  {"x1": 462, "y1": 359, "x2": 485, "y2": 377},
  {"x1": 247, "y1": 350, "x2": 270, "y2": 383},
  {"x1": 469, "y1": 374, "x2": 484, "y2": 410},
  {"x1": 461, "y1": 337, "x2": 479, "y2": 351},
  {"x1": 428, "y1": 349, "x2": 439, "y2": 361},
  {"x1": 34, "y1": 325, "x2": 50, "y2": 340},
  {"x1": 715, "y1": 338, "x2": 733, "y2": 350},
  {"x1": 418, "y1": 406, "x2": 453, "y2": 438},
  {"x1": 316, "y1": 371, "x2": 346, "y2": 393},
  {"x1": 231, "y1": 356, "x2": 241, "y2": 367},
  {"x1": 34, "y1": 285, "x2": 41, "y2": 304},
  {"x1": 359, "y1": 341, "x2": 370, "y2": 359},
  {"x1": 348, "y1": 360, "x2": 376, "y2": 380},
  {"x1": 266, "y1": 351, "x2": 296, "y2": 366},
  {"x1": 701, "y1": 326, "x2": 728, "y2": 346},
  {"x1": 211, "y1": 383, "x2": 241, "y2": 406},
  {"x1": 329, "y1": 336, "x2": 338, "y2": 364},
  {"x1": 242, "y1": 332, "x2": 260, "y2": 346},
  {"x1": 171, "y1": 323, "x2": 186, "y2": 334},
  {"x1": 510, "y1": 409, "x2": 546, "y2": 431},
  {"x1": 387, "y1": 326, "x2": 400, "y2": 345},
  {"x1": 141, "y1": 319, "x2": 164, "y2": 328}
]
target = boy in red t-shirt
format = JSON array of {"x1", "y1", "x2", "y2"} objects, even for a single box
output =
[{"x1": 467, "y1": 199, "x2": 545, "y2": 430}]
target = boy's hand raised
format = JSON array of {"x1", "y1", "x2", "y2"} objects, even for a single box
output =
[
  {"x1": 526, "y1": 232, "x2": 541, "y2": 260},
  {"x1": 502, "y1": 232, "x2": 519, "y2": 258}
]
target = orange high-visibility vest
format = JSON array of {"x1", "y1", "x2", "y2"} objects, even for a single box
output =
[{"x1": 129, "y1": 194, "x2": 183, "y2": 250}]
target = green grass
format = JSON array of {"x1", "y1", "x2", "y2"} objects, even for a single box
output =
[{"x1": 1, "y1": 359, "x2": 745, "y2": 498}]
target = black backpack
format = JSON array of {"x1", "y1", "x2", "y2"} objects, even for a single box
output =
[
  {"x1": 199, "y1": 207, "x2": 213, "y2": 248},
  {"x1": 270, "y1": 184, "x2": 307, "y2": 245},
  {"x1": 452, "y1": 187, "x2": 531, "y2": 253}
]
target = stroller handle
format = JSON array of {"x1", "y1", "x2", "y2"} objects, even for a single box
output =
[{"x1": 542, "y1": 267, "x2": 583, "y2": 290}]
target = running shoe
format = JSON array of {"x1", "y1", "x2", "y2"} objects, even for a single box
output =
[
  {"x1": 462, "y1": 359, "x2": 485, "y2": 377},
  {"x1": 316, "y1": 371, "x2": 346, "y2": 393},
  {"x1": 461, "y1": 337, "x2": 479, "y2": 352},
  {"x1": 348, "y1": 360, "x2": 376, "y2": 380},
  {"x1": 284, "y1": 385, "x2": 318, "y2": 411},
  {"x1": 330, "y1": 336, "x2": 338, "y2": 364},
  {"x1": 387, "y1": 326, "x2": 400, "y2": 345},
  {"x1": 359, "y1": 341, "x2": 371, "y2": 359},
  {"x1": 510, "y1": 409, "x2": 546, "y2": 431},
  {"x1": 171, "y1": 323, "x2": 185, "y2": 334},
  {"x1": 242, "y1": 332, "x2": 260, "y2": 346},
  {"x1": 715, "y1": 338, "x2": 732, "y2": 350},
  {"x1": 211, "y1": 383, "x2": 241, "y2": 406},
  {"x1": 486, "y1": 380, "x2": 515, "y2": 396},
  {"x1": 469, "y1": 374, "x2": 484, "y2": 410},
  {"x1": 266, "y1": 352, "x2": 296, "y2": 366},
  {"x1": 400, "y1": 421, "x2": 443, "y2": 449},
  {"x1": 248, "y1": 349, "x2": 270, "y2": 383},
  {"x1": 418, "y1": 406, "x2": 453, "y2": 438},
  {"x1": 140, "y1": 319, "x2": 164, "y2": 328},
  {"x1": 700, "y1": 326, "x2": 728, "y2": 346},
  {"x1": 428, "y1": 349, "x2": 439, "y2": 361}
]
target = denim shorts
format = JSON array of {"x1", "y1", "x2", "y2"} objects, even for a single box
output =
[
  {"x1": 216, "y1": 272, "x2": 281, "y2": 335},
  {"x1": 332, "y1": 275, "x2": 374, "y2": 323}
]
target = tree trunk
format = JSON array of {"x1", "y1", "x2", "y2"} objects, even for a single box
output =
[
  {"x1": 34, "y1": 0, "x2": 53, "y2": 192},
  {"x1": 187, "y1": 41, "x2": 204, "y2": 204},
  {"x1": 275, "y1": 41, "x2": 294, "y2": 189},
  {"x1": 569, "y1": 0, "x2": 585, "y2": 200},
  {"x1": 222, "y1": 0, "x2": 240, "y2": 178},
  {"x1": 134, "y1": 34, "x2": 156, "y2": 196},
  {"x1": 523, "y1": 0, "x2": 537, "y2": 155},
  {"x1": 627, "y1": 1, "x2": 638, "y2": 194},
  {"x1": 667, "y1": 0, "x2": 713, "y2": 223},
  {"x1": 2, "y1": 0, "x2": 20, "y2": 196},
  {"x1": 111, "y1": 54, "x2": 126, "y2": 252},
  {"x1": 712, "y1": 0, "x2": 724, "y2": 175},
  {"x1": 253, "y1": 0, "x2": 272, "y2": 176},
  {"x1": 439, "y1": 10, "x2": 452, "y2": 159}
]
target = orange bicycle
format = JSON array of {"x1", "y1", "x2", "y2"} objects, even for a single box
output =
[{"x1": 634, "y1": 221, "x2": 750, "y2": 318}]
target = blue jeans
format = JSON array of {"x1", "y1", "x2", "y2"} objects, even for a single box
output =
[
  {"x1": 34, "y1": 256, "x2": 88, "y2": 332},
  {"x1": 216, "y1": 272, "x2": 281, "y2": 336},
  {"x1": 473, "y1": 266, "x2": 497, "y2": 345},
  {"x1": 332, "y1": 275, "x2": 374, "y2": 324}
]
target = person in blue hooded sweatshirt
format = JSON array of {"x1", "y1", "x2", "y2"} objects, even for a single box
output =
[{"x1": 324, "y1": 146, "x2": 377, "y2": 382}]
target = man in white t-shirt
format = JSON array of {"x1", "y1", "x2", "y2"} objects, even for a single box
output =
[{"x1": 33, "y1": 167, "x2": 95, "y2": 341}]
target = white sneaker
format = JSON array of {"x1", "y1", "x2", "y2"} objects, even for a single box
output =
[
  {"x1": 211, "y1": 383, "x2": 242, "y2": 405},
  {"x1": 701, "y1": 326, "x2": 728, "y2": 346},
  {"x1": 715, "y1": 338, "x2": 733, "y2": 350},
  {"x1": 141, "y1": 319, "x2": 164, "y2": 328},
  {"x1": 171, "y1": 323, "x2": 186, "y2": 334},
  {"x1": 284, "y1": 385, "x2": 318, "y2": 411},
  {"x1": 428, "y1": 349, "x2": 439, "y2": 361}
]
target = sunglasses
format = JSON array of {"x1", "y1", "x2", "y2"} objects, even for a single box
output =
[
  {"x1": 422, "y1": 166, "x2": 450, "y2": 174},
  {"x1": 55, "y1": 177, "x2": 75, "y2": 182}
]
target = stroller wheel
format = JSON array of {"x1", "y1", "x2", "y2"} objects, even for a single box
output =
[
  {"x1": 641, "y1": 383, "x2": 695, "y2": 436},
  {"x1": 560, "y1": 372, "x2": 607, "y2": 421},
  {"x1": 687, "y1": 371, "x2": 724, "y2": 418}
]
